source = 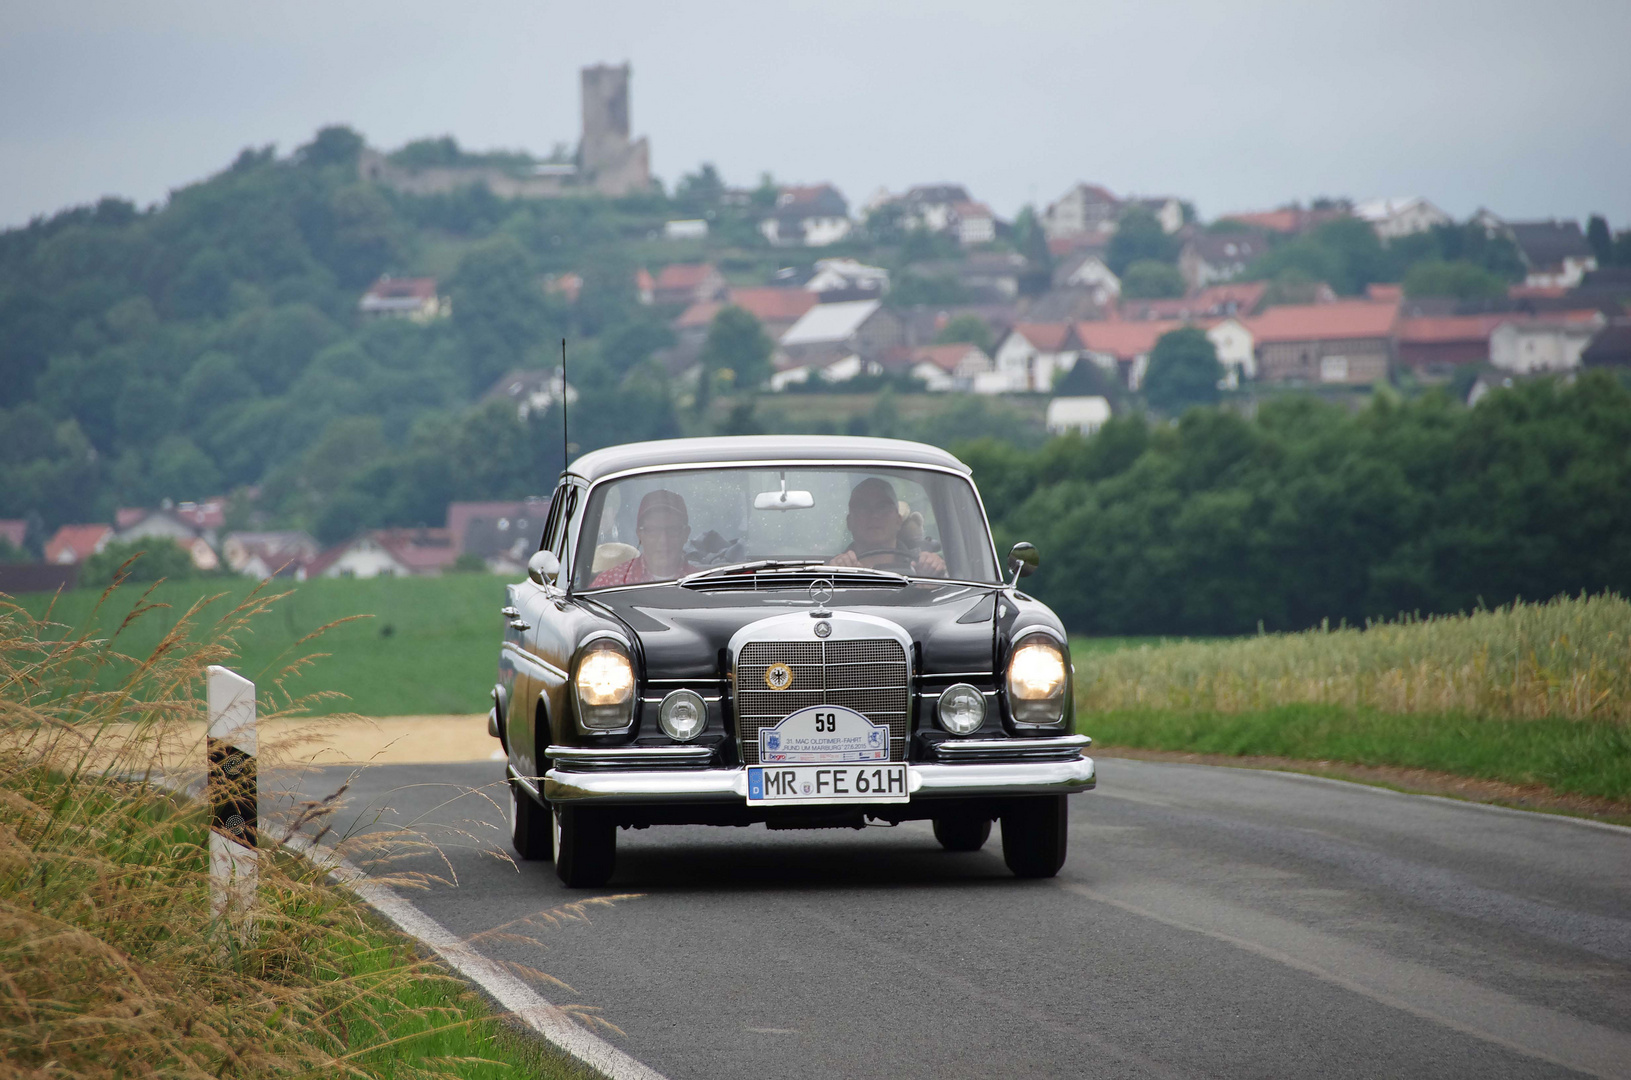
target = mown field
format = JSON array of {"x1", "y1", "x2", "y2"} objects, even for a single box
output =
[
  {"x1": 1071, "y1": 593, "x2": 1631, "y2": 806},
  {"x1": 12, "y1": 573, "x2": 510, "y2": 717}
]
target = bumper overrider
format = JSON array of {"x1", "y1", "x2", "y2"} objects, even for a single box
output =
[{"x1": 536, "y1": 735, "x2": 1095, "y2": 804}]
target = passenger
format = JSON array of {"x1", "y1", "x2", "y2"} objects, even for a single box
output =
[
  {"x1": 590, "y1": 490, "x2": 697, "y2": 586},
  {"x1": 830, "y1": 477, "x2": 947, "y2": 576}
]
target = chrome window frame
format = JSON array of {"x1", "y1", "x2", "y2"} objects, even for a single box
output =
[{"x1": 563, "y1": 457, "x2": 1005, "y2": 594}]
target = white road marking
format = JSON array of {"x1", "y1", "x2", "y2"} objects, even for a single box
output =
[
  {"x1": 285, "y1": 835, "x2": 669, "y2": 1080},
  {"x1": 1060, "y1": 879, "x2": 1631, "y2": 1080}
]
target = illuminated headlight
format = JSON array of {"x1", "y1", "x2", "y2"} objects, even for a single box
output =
[
  {"x1": 936, "y1": 683, "x2": 986, "y2": 735},
  {"x1": 1007, "y1": 637, "x2": 1067, "y2": 725},
  {"x1": 574, "y1": 641, "x2": 635, "y2": 730},
  {"x1": 658, "y1": 689, "x2": 707, "y2": 742}
]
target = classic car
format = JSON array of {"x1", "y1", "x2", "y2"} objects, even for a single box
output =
[{"x1": 491, "y1": 435, "x2": 1095, "y2": 887}]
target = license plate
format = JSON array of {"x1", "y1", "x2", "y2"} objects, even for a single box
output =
[{"x1": 747, "y1": 763, "x2": 909, "y2": 805}]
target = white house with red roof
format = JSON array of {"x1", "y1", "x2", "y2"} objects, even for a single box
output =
[
  {"x1": 652, "y1": 263, "x2": 727, "y2": 306},
  {"x1": 881, "y1": 344, "x2": 994, "y2": 392},
  {"x1": 989, "y1": 323, "x2": 1082, "y2": 393},
  {"x1": 307, "y1": 528, "x2": 458, "y2": 579},
  {"x1": 1245, "y1": 300, "x2": 1401, "y2": 384},
  {"x1": 359, "y1": 276, "x2": 447, "y2": 321},
  {"x1": 44, "y1": 524, "x2": 112, "y2": 565}
]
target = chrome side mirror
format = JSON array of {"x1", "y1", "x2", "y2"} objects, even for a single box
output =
[
  {"x1": 1007, "y1": 542, "x2": 1039, "y2": 586},
  {"x1": 527, "y1": 549, "x2": 561, "y2": 587}
]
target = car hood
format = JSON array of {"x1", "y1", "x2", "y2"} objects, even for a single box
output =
[{"x1": 581, "y1": 581, "x2": 1001, "y2": 679}]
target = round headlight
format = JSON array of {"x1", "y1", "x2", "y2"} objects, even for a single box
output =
[
  {"x1": 658, "y1": 689, "x2": 707, "y2": 742},
  {"x1": 937, "y1": 683, "x2": 987, "y2": 735},
  {"x1": 574, "y1": 641, "x2": 635, "y2": 730},
  {"x1": 1007, "y1": 637, "x2": 1067, "y2": 725}
]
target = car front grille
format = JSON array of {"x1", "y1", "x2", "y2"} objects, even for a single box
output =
[{"x1": 736, "y1": 638, "x2": 910, "y2": 765}]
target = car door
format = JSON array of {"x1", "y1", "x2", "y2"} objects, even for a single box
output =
[{"x1": 503, "y1": 481, "x2": 572, "y2": 779}]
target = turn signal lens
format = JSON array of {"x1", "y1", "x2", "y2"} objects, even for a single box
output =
[
  {"x1": 936, "y1": 683, "x2": 986, "y2": 735},
  {"x1": 575, "y1": 642, "x2": 635, "y2": 730},
  {"x1": 1007, "y1": 638, "x2": 1067, "y2": 725},
  {"x1": 659, "y1": 689, "x2": 707, "y2": 742}
]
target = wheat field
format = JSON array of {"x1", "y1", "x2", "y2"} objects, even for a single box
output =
[{"x1": 1076, "y1": 593, "x2": 1631, "y2": 723}]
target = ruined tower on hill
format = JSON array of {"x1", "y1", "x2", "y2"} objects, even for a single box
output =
[
  {"x1": 357, "y1": 62, "x2": 652, "y2": 199},
  {"x1": 578, "y1": 63, "x2": 651, "y2": 196}
]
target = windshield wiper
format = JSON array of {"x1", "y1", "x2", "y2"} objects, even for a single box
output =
[{"x1": 679, "y1": 559, "x2": 828, "y2": 583}]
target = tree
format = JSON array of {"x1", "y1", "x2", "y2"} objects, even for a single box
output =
[
  {"x1": 80, "y1": 537, "x2": 201, "y2": 587},
  {"x1": 1120, "y1": 260, "x2": 1186, "y2": 299},
  {"x1": 297, "y1": 126, "x2": 365, "y2": 169},
  {"x1": 674, "y1": 164, "x2": 726, "y2": 211},
  {"x1": 1587, "y1": 215, "x2": 1614, "y2": 267},
  {"x1": 1402, "y1": 260, "x2": 1507, "y2": 300},
  {"x1": 450, "y1": 236, "x2": 552, "y2": 395},
  {"x1": 1107, "y1": 207, "x2": 1178, "y2": 276},
  {"x1": 698, "y1": 306, "x2": 772, "y2": 405},
  {"x1": 1142, "y1": 327, "x2": 1221, "y2": 413},
  {"x1": 933, "y1": 314, "x2": 993, "y2": 353}
]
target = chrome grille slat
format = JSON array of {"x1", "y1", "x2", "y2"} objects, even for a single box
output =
[{"x1": 737, "y1": 638, "x2": 910, "y2": 765}]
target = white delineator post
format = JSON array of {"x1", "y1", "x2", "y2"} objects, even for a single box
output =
[{"x1": 206, "y1": 665, "x2": 257, "y2": 940}]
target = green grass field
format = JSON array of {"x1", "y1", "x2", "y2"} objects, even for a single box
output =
[{"x1": 13, "y1": 573, "x2": 511, "y2": 717}]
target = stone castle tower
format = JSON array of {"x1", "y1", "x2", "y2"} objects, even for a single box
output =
[{"x1": 577, "y1": 63, "x2": 651, "y2": 197}]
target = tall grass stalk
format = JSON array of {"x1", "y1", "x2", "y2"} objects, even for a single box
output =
[
  {"x1": 0, "y1": 569, "x2": 602, "y2": 1079},
  {"x1": 1076, "y1": 593, "x2": 1631, "y2": 722}
]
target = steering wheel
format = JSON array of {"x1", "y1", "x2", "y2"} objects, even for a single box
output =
[{"x1": 853, "y1": 547, "x2": 919, "y2": 570}]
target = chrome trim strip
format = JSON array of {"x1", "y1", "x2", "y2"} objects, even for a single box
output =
[
  {"x1": 546, "y1": 743, "x2": 713, "y2": 770},
  {"x1": 501, "y1": 640, "x2": 568, "y2": 681},
  {"x1": 934, "y1": 734, "x2": 1090, "y2": 754},
  {"x1": 542, "y1": 757, "x2": 1096, "y2": 803},
  {"x1": 507, "y1": 764, "x2": 542, "y2": 800}
]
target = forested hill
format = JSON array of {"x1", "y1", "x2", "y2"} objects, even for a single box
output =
[{"x1": 0, "y1": 126, "x2": 709, "y2": 542}]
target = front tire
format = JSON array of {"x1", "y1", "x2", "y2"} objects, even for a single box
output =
[
  {"x1": 553, "y1": 804, "x2": 616, "y2": 888},
  {"x1": 509, "y1": 778, "x2": 552, "y2": 861},
  {"x1": 932, "y1": 813, "x2": 992, "y2": 851},
  {"x1": 1001, "y1": 794, "x2": 1068, "y2": 878}
]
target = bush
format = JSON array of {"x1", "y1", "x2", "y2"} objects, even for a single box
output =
[{"x1": 79, "y1": 537, "x2": 203, "y2": 587}]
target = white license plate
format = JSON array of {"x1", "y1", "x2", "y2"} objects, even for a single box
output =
[{"x1": 747, "y1": 763, "x2": 909, "y2": 805}]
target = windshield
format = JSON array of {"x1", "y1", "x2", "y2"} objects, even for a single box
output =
[{"x1": 572, "y1": 465, "x2": 999, "y2": 589}]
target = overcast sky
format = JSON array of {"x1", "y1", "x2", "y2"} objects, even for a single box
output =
[{"x1": 3, "y1": 0, "x2": 1629, "y2": 230}]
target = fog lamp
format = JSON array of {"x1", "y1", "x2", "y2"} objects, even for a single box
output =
[
  {"x1": 574, "y1": 641, "x2": 635, "y2": 730},
  {"x1": 936, "y1": 683, "x2": 986, "y2": 735},
  {"x1": 1007, "y1": 637, "x2": 1067, "y2": 725},
  {"x1": 658, "y1": 689, "x2": 707, "y2": 742}
]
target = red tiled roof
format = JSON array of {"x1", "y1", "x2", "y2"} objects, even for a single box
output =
[
  {"x1": 364, "y1": 276, "x2": 437, "y2": 300},
  {"x1": 1047, "y1": 234, "x2": 1111, "y2": 258},
  {"x1": 1011, "y1": 322, "x2": 1077, "y2": 351},
  {"x1": 906, "y1": 344, "x2": 986, "y2": 373},
  {"x1": 308, "y1": 528, "x2": 458, "y2": 577},
  {"x1": 1245, "y1": 300, "x2": 1399, "y2": 344},
  {"x1": 115, "y1": 508, "x2": 146, "y2": 529},
  {"x1": 175, "y1": 500, "x2": 226, "y2": 530},
  {"x1": 1509, "y1": 284, "x2": 1569, "y2": 299},
  {"x1": 1074, "y1": 320, "x2": 1186, "y2": 360},
  {"x1": 727, "y1": 287, "x2": 819, "y2": 324},
  {"x1": 635, "y1": 267, "x2": 655, "y2": 292},
  {"x1": 1222, "y1": 210, "x2": 1301, "y2": 233},
  {"x1": 1397, "y1": 314, "x2": 1509, "y2": 344},
  {"x1": 655, "y1": 263, "x2": 718, "y2": 290},
  {"x1": 674, "y1": 301, "x2": 723, "y2": 330},
  {"x1": 446, "y1": 500, "x2": 546, "y2": 553},
  {"x1": 1366, "y1": 283, "x2": 1404, "y2": 302},
  {"x1": 45, "y1": 524, "x2": 111, "y2": 564},
  {"x1": 0, "y1": 520, "x2": 26, "y2": 548}
]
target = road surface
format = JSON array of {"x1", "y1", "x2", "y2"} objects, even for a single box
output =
[{"x1": 273, "y1": 758, "x2": 1631, "y2": 1079}]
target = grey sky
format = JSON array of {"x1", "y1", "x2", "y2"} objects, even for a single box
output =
[{"x1": 3, "y1": 0, "x2": 1628, "y2": 230}]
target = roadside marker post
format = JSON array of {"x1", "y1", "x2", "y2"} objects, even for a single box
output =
[{"x1": 206, "y1": 665, "x2": 257, "y2": 943}]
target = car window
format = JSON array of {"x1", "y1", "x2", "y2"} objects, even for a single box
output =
[{"x1": 573, "y1": 466, "x2": 998, "y2": 588}]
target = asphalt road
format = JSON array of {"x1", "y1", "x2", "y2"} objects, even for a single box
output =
[{"x1": 271, "y1": 758, "x2": 1631, "y2": 1080}]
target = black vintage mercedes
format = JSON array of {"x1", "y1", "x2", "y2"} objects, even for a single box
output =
[{"x1": 490, "y1": 435, "x2": 1095, "y2": 887}]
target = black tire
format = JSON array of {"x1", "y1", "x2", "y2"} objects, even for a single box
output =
[
  {"x1": 509, "y1": 778, "x2": 552, "y2": 861},
  {"x1": 932, "y1": 814, "x2": 992, "y2": 852},
  {"x1": 1000, "y1": 794, "x2": 1068, "y2": 878},
  {"x1": 553, "y1": 804, "x2": 616, "y2": 888}
]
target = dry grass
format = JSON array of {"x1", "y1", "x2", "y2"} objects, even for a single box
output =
[
  {"x1": 0, "y1": 565, "x2": 607, "y2": 1079},
  {"x1": 1077, "y1": 593, "x2": 1631, "y2": 722}
]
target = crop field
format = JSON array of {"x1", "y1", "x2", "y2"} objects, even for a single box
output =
[
  {"x1": 1072, "y1": 594, "x2": 1631, "y2": 803},
  {"x1": 11, "y1": 573, "x2": 510, "y2": 718}
]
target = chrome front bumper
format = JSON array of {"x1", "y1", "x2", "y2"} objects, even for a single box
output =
[{"x1": 535, "y1": 746, "x2": 1095, "y2": 804}]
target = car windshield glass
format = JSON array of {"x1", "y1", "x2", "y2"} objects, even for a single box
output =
[{"x1": 572, "y1": 466, "x2": 998, "y2": 589}]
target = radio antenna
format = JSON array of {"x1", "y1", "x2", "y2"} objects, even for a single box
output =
[{"x1": 560, "y1": 337, "x2": 569, "y2": 470}]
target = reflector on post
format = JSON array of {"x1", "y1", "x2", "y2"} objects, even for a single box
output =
[{"x1": 207, "y1": 665, "x2": 257, "y2": 943}]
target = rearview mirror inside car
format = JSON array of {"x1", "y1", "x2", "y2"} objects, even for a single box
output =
[{"x1": 754, "y1": 487, "x2": 815, "y2": 510}]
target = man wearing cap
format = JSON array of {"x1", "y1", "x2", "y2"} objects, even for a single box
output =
[
  {"x1": 830, "y1": 477, "x2": 947, "y2": 576},
  {"x1": 591, "y1": 489, "x2": 696, "y2": 586}
]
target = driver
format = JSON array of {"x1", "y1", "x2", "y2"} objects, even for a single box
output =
[
  {"x1": 830, "y1": 477, "x2": 947, "y2": 576},
  {"x1": 591, "y1": 489, "x2": 697, "y2": 586}
]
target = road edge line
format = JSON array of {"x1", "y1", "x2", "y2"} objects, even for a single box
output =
[{"x1": 283, "y1": 834, "x2": 670, "y2": 1080}]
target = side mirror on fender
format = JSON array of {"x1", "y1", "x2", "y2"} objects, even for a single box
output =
[
  {"x1": 1007, "y1": 542, "x2": 1040, "y2": 585},
  {"x1": 528, "y1": 549, "x2": 561, "y2": 587}
]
